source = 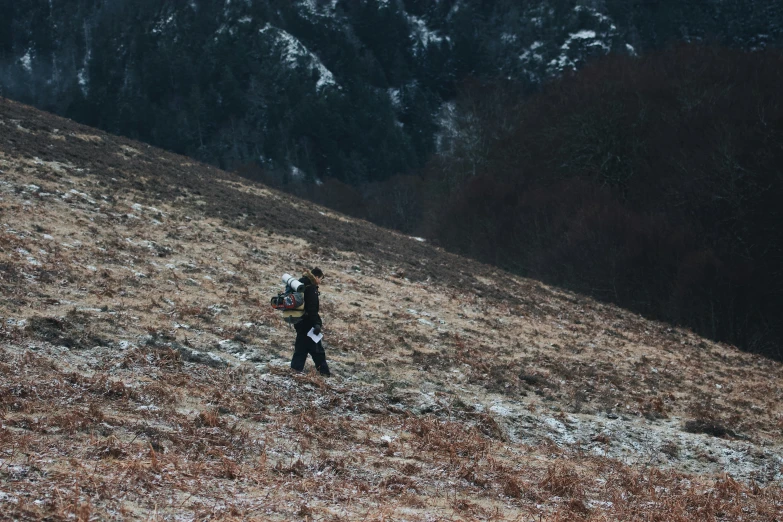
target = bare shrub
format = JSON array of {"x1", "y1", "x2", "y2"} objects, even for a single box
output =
[
  {"x1": 683, "y1": 418, "x2": 735, "y2": 438},
  {"x1": 540, "y1": 463, "x2": 585, "y2": 499},
  {"x1": 196, "y1": 409, "x2": 222, "y2": 428}
]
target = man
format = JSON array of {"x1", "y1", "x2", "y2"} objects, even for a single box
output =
[{"x1": 290, "y1": 267, "x2": 330, "y2": 376}]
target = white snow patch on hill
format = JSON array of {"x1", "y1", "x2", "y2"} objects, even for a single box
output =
[
  {"x1": 259, "y1": 24, "x2": 339, "y2": 91},
  {"x1": 19, "y1": 49, "x2": 33, "y2": 73},
  {"x1": 407, "y1": 14, "x2": 449, "y2": 52},
  {"x1": 298, "y1": 0, "x2": 338, "y2": 16}
]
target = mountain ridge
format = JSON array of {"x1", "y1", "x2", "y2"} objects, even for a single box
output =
[{"x1": 3, "y1": 0, "x2": 782, "y2": 181}]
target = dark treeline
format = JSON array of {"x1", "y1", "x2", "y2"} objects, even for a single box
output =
[
  {"x1": 289, "y1": 45, "x2": 783, "y2": 361},
  {"x1": 7, "y1": 0, "x2": 780, "y2": 187},
  {"x1": 0, "y1": 0, "x2": 456, "y2": 182}
]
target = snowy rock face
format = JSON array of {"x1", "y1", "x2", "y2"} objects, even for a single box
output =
[{"x1": 2, "y1": 1, "x2": 781, "y2": 184}]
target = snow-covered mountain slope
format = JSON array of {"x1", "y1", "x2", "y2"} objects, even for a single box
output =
[
  {"x1": 2, "y1": 0, "x2": 781, "y2": 184},
  {"x1": 1, "y1": 98, "x2": 781, "y2": 520}
]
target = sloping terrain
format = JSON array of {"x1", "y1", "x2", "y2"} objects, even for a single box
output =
[{"x1": 0, "y1": 97, "x2": 781, "y2": 521}]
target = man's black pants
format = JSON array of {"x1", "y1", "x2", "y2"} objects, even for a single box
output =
[{"x1": 290, "y1": 325, "x2": 330, "y2": 375}]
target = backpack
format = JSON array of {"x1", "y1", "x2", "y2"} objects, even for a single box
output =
[{"x1": 270, "y1": 273, "x2": 306, "y2": 324}]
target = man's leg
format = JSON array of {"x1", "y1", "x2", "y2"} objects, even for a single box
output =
[
  {"x1": 310, "y1": 342, "x2": 330, "y2": 376},
  {"x1": 290, "y1": 331, "x2": 309, "y2": 371}
]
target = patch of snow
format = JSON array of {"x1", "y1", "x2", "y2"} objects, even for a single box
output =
[
  {"x1": 19, "y1": 49, "x2": 32, "y2": 73},
  {"x1": 570, "y1": 30, "x2": 597, "y2": 40},
  {"x1": 68, "y1": 188, "x2": 96, "y2": 204},
  {"x1": 549, "y1": 54, "x2": 575, "y2": 71},
  {"x1": 489, "y1": 403, "x2": 514, "y2": 417},
  {"x1": 76, "y1": 67, "x2": 87, "y2": 90},
  {"x1": 561, "y1": 30, "x2": 598, "y2": 51},
  {"x1": 543, "y1": 416, "x2": 576, "y2": 443},
  {"x1": 574, "y1": 5, "x2": 617, "y2": 31},
  {"x1": 259, "y1": 24, "x2": 338, "y2": 91},
  {"x1": 0, "y1": 490, "x2": 18, "y2": 503},
  {"x1": 16, "y1": 247, "x2": 39, "y2": 267},
  {"x1": 388, "y1": 88, "x2": 401, "y2": 108},
  {"x1": 207, "y1": 352, "x2": 225, "y2": 364},
  {"x1": 410, "y1": 236, "x2": 426, "y2": 242},
  {"x1": 407, "y1": 14, "x2": 449, "y2": 53},
  {"x1": 78, "y1": 37, "x2": 91, "y2": 95},
  {"x1": 315, "y1": 62, "x2": 336, "y2": 91},
  {"x1": 290, "y1": 165, "x2": 304, "y2": 179},
  {"x1": 152, "y1": 13, "x2": 176, "y2": 34}
]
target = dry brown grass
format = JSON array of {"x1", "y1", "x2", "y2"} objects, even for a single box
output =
[{"x1": 0, "y1": 97, "x2": 782, "y2": 520}]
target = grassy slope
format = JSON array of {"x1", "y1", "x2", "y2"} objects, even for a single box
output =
[{"x1": 0, "y1": 97, "x2": 781, "y2": 520}]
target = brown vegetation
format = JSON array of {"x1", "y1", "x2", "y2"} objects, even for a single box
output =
[{"x1": 0, "y1": 97, "x2": 782, "y2": 519}]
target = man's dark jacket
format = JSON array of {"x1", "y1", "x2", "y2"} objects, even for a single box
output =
[
  {"x1": 290, "y1": 271, "x2": 329, "y2": 375},
  {"x1": 295, "y1": 273, "x2": 322, "y2": 332}
]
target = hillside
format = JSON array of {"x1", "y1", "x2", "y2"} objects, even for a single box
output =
[{"x1": 1, "y1": 97, "x2": 782, "y2": 520}]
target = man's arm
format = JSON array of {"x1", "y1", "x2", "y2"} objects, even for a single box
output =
[{"x1": 305, "y1": 286, "x2": 322, "y2": 328}]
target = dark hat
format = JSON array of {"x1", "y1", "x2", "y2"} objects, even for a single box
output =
[{"x1": 311, "y1": 267, "x2": 325, "y2": 278}]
